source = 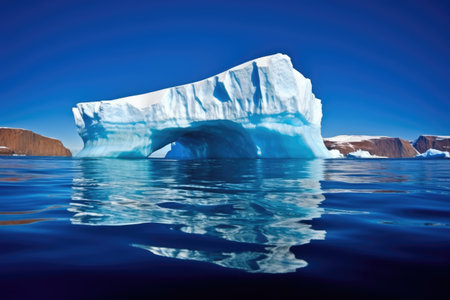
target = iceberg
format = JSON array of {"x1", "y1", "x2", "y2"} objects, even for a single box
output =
[
  {"x1": 72, "y1": 54, "x2": 331, "y2": 159},
  {"x1": 415, "y1": 149, "x2": 450, "y2": 159},
  {"x1": 347, "y1": 149, "x2": 386, "y2": 159},
  {"x1": 328, "y1": 149, "x2": 344, "y2": 158}
]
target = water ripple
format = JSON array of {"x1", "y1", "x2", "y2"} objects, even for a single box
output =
[{"x1": 69, "y1": 159, "x2": 327, "y2": 273}]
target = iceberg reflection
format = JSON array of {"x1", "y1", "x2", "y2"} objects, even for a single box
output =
[{"x1": 70, "y1": 159, "x2": 326, "y2": 273}]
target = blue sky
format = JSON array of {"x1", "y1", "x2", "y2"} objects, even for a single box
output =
[{"x1": 1, "y1": 0, "x2": 449, "y2": 152}]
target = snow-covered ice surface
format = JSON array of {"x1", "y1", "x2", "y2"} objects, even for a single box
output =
[
  {"x1": 73, "y1": 54, "x2": 331, "y2": 159},
  {"x1": 347, "y1": 150, "x2": 386, "y2": 159},
  {"x1": 416, "y1": 149, "x2": 450, "y2": 159}
]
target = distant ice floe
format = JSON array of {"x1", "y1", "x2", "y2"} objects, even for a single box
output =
[
  {"x1": 416, "y1": 149, "x2": 450, "y2": 159},
  {"x1": 328, "y1": 149, "x2": 344, "y2": 158},
  {"x1": 347, "y1": 149, "x2": 386, "y2": 159}
]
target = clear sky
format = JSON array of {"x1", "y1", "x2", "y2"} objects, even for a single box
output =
[{"x1": 1, "y1": 0, "x2": 449, "y2": 152}]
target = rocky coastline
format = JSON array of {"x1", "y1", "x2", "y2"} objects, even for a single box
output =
[{"x1": 0, "y1": 128, "x2": 71, "y2": 157}]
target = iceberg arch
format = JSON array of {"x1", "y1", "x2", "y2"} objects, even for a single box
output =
[{"x1": 72, "y1": 53, "x2": 331, "y2": 159}]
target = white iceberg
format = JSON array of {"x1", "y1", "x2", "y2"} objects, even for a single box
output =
[
  {"x1": 416, "y1": 149, "x2": 450, "y2": 159},
  {"x1": 347, "y1": 149, "x2": 385, "y2": 159},
  {"x1": 72, "y1": 53, "x2": 331, "y2": 159},
  {"x1": 329, "y1": 149, "x2": 344, "y2": 158}
]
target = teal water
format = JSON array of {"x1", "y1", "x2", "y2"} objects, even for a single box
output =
[{"x1": 0, "y1": 157, "x2": 449, "y2": 298}]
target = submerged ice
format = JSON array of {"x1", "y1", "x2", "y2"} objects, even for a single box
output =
[{"x1": 73, "y1": 54, "x2": 331, "y2": 159}]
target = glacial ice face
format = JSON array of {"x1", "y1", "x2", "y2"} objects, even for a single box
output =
[{"x1": 73, "y1": 53, "x2": 331, "y2": 158}]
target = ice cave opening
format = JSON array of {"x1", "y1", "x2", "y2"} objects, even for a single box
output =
[{"x1": 148, "y1": 121, "x2": 258, "y2": 159}]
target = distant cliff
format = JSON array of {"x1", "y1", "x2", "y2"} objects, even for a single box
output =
[
  {"x1": 413, "y1": 135, "x2": 450, "y2": 153},
  {"x1": 0, "y1": 128, "x2": 71, "y2": 157},
  {"x1": 324, "y1": 135, "x2": 418, "y2": 158}
]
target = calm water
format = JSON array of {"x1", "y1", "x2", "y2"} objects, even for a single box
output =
[{"x1": 0, "y1": 157, "x2": 449, "y2": 299}]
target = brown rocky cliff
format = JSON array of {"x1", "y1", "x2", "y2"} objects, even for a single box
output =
[
  {"x1": 324, "y1": 137, "x2": 418, "y2": 158},
  {"x1": 413, "y1": 136, "x2": 450, "y2": 153},
  {"x1": 0, "y1": 146, "x2": 14, "y2": 155},
  {"x1": 0, "y1": 128, "x2": 71, "y2": 156}
]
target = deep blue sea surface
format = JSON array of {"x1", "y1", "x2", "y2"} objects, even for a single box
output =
[{"x1": 0, "y1": 157, "x2": 449, "y2": 299}]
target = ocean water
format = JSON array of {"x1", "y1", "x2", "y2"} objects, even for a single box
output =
[{"x1": 0, "y1": 157, "x2": 449, "y2": 299}]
